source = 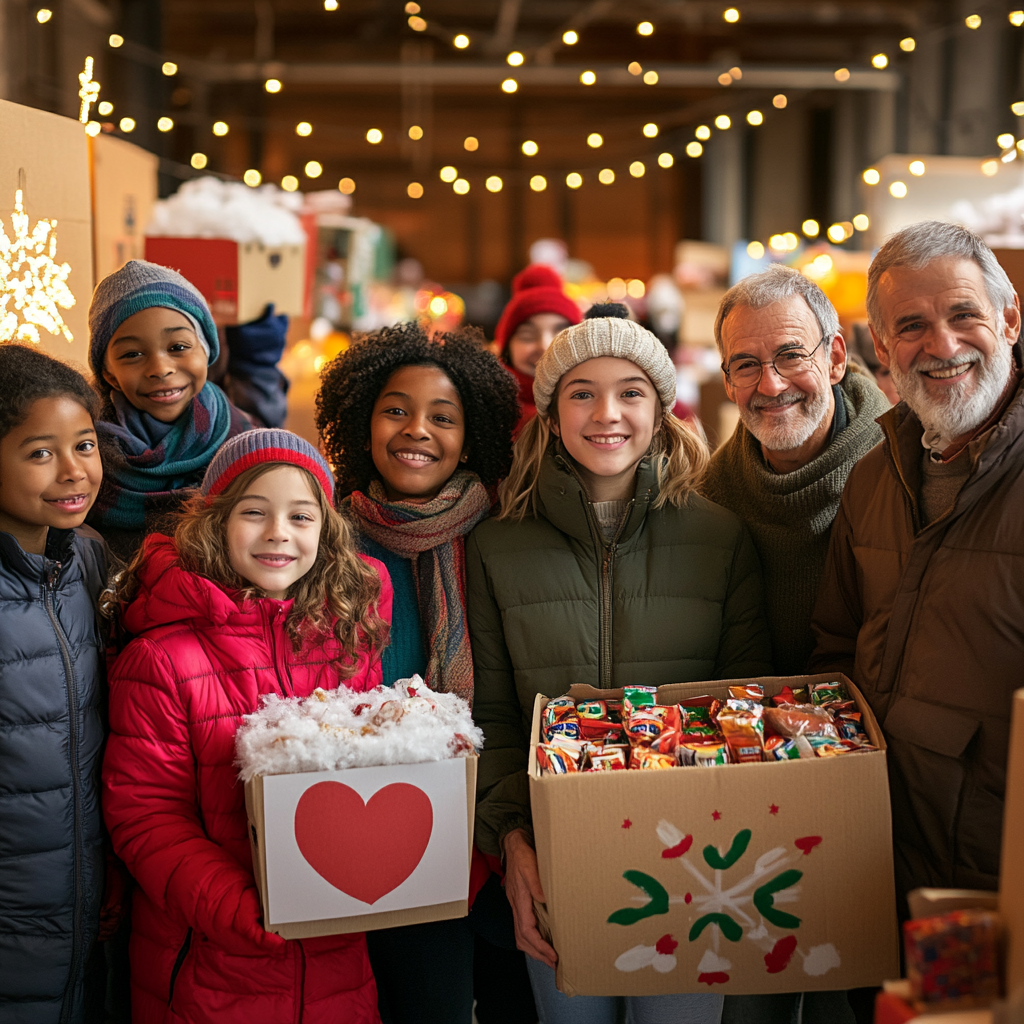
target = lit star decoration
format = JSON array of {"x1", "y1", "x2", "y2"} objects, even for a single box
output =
[
  {"x1": 0, "y1": 190, "x2": 76, "y2": 344},
  {"x1": 78, "y1": 56, "x2": 100, "y2": 124}
]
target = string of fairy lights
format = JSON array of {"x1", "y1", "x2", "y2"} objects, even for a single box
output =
[{"x1": 39, "y1": 1, "x2": 1024, "y2": 253}]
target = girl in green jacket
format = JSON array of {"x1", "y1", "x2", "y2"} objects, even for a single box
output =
[{"x1": 467, "y1": 304, "x2": 772, "y2": 1024}]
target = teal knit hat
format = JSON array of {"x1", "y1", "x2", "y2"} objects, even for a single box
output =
[{"x1": 88, "y1": 260, "x2": 220, "y2": 377}]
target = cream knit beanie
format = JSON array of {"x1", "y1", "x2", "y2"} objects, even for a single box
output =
[{"x1": 532, "y1": 303, "x2": 677, "y2": 417}]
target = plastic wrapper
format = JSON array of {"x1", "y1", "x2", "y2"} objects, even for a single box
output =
[
  {"x1": 543, "y1": 696, "x2": 581, "y2": 741},
  {"x1": 728, "y1": 684, "x2": 765, "y2": 703},
  {"x1": 586, "y1": 745, "x2": 629, "y2": 771},
  {"x1": 809, "y1": 681, "x2": 851, "y2": 708},
  {"x1": 622, "y1": 686, "x2": 658, "y2": 717},
  {"x1": 537, "y1": 743, "x2": 579, "y2": 774},
  {"x1": 763, "y1": 703, "x2": 839, "y2": 739},
  {"x1": 718, "y1": 704, "x2": 765, "y2": 763},
  {"x1": 630, "y1": 747, "x2": 678, "y2": 770},
  {"x1": 577, "y1": 699, "x2": 626, "y2": 742},
  {"x1": 678, "y1": 740, "x2": 730, "y2": 767},
  {"x1": 626, "y1": 705, "x2": 681, "y2": 748}
]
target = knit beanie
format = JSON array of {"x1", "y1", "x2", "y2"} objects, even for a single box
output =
[
  {"x1": 88, "y1": 260, "x2": 220, "y2": 378},
  {"x1": 202, "y1": 429, "x2": 335, "y2": 504},
  {"x1": 533, "y1": 303, "x2": 677, "y2": 417},
  {"x1": 494, "y1": 264, "x2": 581, "y2": 359}
]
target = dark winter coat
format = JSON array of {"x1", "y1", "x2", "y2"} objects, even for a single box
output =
[
  {"x1": 0, "y1": 527, "x2": 107, "y2": 1024},
  {"x1": 467, "y1": 446, "x2": 772, "y2": 856},
  {"x1": 102, "y1": 534, "x2": 391, "y2": 1024},
  {"x1": 810, "y1": 377, "x2": 1024, "y2": 909}
]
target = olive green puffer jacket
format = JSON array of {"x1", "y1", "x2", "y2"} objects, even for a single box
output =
[{"x1": 467, "y1": 445, "x2": 772, "y2": 856}]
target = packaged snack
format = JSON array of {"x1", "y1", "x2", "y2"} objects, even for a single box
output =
[
  {"x1": 836, "y1": 711, "x2": 868, "y2": 743},
  {"x1": 577, "y1": 700, "x2": 626, "y2": 742},
  {"x1": 537, "y1": 744, "x2": 579, "y2": 774},
  {"x1": 763, "y1": 704, "x2": 838, "y2": 739},
  {"x1": 809, "y1": 681, "x2": 850, "y2": 708},
  {"x1": 547, "y1": 736, "x2": 585, "y2": 764},
  {"x1": 577, "y1": 700, "x2": 615, "y2": 721},
  {"x1": 587, "y1": 748, "x2": 628, "y2": 771},
  {"x1": 622, "y1": 686, "x2": 658, "y2": 716},
  {"x1": 678, "y1": 740, "x2": 730, "y2": 767},
  {"x1": 630, "y1": 747, "x2": 677, "y2": 770},
  {"x1": 625, "y1": 705, "x2": 681, "y2": 748},
  {"x1": 772, "y1": 685, "x2": 810, "y2": 706},
  {"x1": 718, "y1": 704, "x2": 765, "y2": 763},
  {"x1": 679, "y1": 695, "x2": 723, "y2": 726},
  {"x1": 728, "y1": 683, "x2": 765, "y2": 703},
  {"x1": 764, "y1": 736, "x2": 800, "y2": 760},
  {"x1": 543, "y1": 696, "x2": 581, "y2": 741}
]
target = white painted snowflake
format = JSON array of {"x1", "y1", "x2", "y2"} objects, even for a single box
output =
[{"x1": 0, "y1": 189, "x2": 76, "y2": 344}]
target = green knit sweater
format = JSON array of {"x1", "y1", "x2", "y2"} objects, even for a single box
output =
[{"x1": 702, "y1": 369, "x2": 889, "y2": 674}]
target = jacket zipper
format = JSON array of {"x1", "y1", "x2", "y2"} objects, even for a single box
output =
[
  {"x1": 295, "y1": 941, "x2": 306, "y2": 1024},
  {"x1": 592, "y1": 501, "x2": 632, "y2": 690},
  {"x1": 45, "y1": 562, "x2": 82, "y2": 1024},
  {"x1": 265, "y1": 604, "x2": 292, "y2": 697}
]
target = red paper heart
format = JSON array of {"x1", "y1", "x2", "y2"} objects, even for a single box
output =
[
  {"x1": 764, "y1": 935, "x2": 798, "y2": 973},
  {"x1": 794, "y1": 835, "x2": 823, "y2": 856},
  {"x1": 294, "y1": 781, "x2": 433, "y2": 904}
]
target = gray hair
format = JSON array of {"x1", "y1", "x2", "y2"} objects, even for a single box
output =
[
  {"x1": 714, "y1": 264, "x2": 840, "y2": 355},
  {"x1": 867, "y1": 220, "x2": 1015, "y2": 342}
]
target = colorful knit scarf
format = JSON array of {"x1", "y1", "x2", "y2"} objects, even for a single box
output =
[
  {"x1": 91, "y1": 382, "x2": 250, "y2": 531},
  {"x1": 347, "y1": 470, "x2": 491, "y2": 705}
]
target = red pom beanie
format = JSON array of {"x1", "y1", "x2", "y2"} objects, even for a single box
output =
[{"x1": 494, "y1": 265, "x2": 581, "y2": 362}]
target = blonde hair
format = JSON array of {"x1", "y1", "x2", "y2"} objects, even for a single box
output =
[
  {"x1": 108, "y1": 463, "x2": 388, "y2": 675},
  {"x1": 499, "y1": 409, "x2": 710, "y2": 522}
]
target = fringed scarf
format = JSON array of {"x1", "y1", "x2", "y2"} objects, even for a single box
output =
[
  {"x1": 348, "y1": 469, "x2": 491, "y2": 705},
  {"x1": 90, "y1": 382, "x2": 251, "y2": 532}
]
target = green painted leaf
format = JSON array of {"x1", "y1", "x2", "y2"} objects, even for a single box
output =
[
  {"x1": 606, "y1": 870, "x2": 670, "y2": 925},
  {"x1": 688, "y1": 912, "x2": 743, "y2": 942},
  {"x1": 753, "y1": 869, "x2": 803, "y2": 929},
  {"x1": 702, "y1": 828, "x2": 752, "y2": 870}
]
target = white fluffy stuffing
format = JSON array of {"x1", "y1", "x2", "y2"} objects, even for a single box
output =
[{"x1": 235, "y1": 676, "x2": 483, "y2": 781}]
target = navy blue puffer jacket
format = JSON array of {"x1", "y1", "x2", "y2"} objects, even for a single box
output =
[{"x1": 0, "y1": 527, "x2": 107, "y2": 1024}]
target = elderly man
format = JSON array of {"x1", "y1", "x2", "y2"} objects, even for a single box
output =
[
  {"x1": 811, "y1": 221, "x2": 1024, "y2": 917},
  {"x1": 704, "y1": 265, "x2": 889, "y2": 674}
]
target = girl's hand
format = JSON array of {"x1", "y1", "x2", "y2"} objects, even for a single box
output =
[
  {"x1": 503, "y1": 829, "x2": 558, "y2": 969},
  {"x1": 202, "y1": 885, "x2": 287, "y2": 956}
]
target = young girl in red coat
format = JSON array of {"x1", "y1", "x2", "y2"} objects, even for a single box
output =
[{"x1": 102, "y1": 429, "x2": 392, "y2": 1024}]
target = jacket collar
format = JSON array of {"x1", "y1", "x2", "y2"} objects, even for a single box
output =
[
  {"x1": 534, "y1": 441, "x2": 657, "y2": 546},
  {"x1": 0, "y1": 527, "x2": 76, "y2": 582}
]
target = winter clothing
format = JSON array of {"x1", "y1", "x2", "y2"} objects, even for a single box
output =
[
  {"x1": 221, "y1": 304, "x2": 290, "y2": 428},
  {"x1": 201, "y1": 428, "x2": 334, "y2": 502},
  {"x1": 810, "y1": 374, "x2": 1024, "y2": 908},
  {"x1": 468, "y1": 444, "x2": 772, "y2": 856},
  {"x1": 509, "y1": 365, "x2": 538, "y2": 437},
  {"x1": 102, "y1": 533, "x2": 391, "y2": 1024},
  {"x1": 88, "y1": 259, "x2": 220, "y2": 376},
  {"x1": 347, "y1": 470, "x2": 491, "y2": 705},
  {"x1": 703, "y1": 369, "x2": 887, "y2": 674},
  {"x1": 495, "y1": 265, "x2": 580, "y2": 360},
  {"x1": 0, "y1": 526, "x2": 107, "y2": 1024},
  {"x1": 532, "y1": 312, "x2": 677, "y2": 416}
]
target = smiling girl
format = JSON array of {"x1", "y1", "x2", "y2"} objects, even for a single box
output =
[
  {"x1": 315, "y1": 322, "x2": 530, "y2": 1024},
  {"x1": 85, "y1": 261, "x2": 253, "y2": 561},
  {"x1": 468, "y1": 304, "x2": 772, "y2": 1024},
  {"x1": 101, "y1": 429, "x2": 391, "y2": 1024}
]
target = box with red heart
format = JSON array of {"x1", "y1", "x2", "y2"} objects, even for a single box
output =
[
  {"x1": 529, "y1": 674, "x2": 900, "y2": 997},
  {"x1": 245, "y1": 753, "x2": 476, "y2": 938}
]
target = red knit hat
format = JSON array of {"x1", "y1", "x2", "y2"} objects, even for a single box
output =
[{"x1": 494, "y1": 264, "x2": 581, "y2": 360}]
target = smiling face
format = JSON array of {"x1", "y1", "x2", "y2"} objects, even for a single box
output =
[
  {"x1": 103, "y1": 306, "x2": 209, "y2": 422},
  {"x1": 369, "y1": 363, "x2": 467, "y2": 503},
  {"x1": 0, "y1": 396, "x2": 102, "y2": 555},
  {"x1": 550, "y1": 356, "x2": 660, "y2": 502},
  {"x1": 508, "y1": 313, "x2": 573, "y2": 377},
  {"x1": 225, "y1": 465, "x2": 323, "y2": 600},
  {"x1": 871, "y1": 257, "x2": 1020, "y2": 443}
]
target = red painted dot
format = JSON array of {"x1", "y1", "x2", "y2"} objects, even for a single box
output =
[
  {"x1": 684, "y1": 892, "x2": 692, "y2": 904},
  {"x1": 769, "y1": 804, "x2": 779, "y2": 815},
  {"x1": 711, "y1": 810, "x2": 722, "y2": 821},
  {"x1": 622, "y1": 818, "x2": 632, "y2": 829}
]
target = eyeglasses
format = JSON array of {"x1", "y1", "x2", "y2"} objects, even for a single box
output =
[{"x1": 722, "y1": 337, "x2": 827, "y2": 389}]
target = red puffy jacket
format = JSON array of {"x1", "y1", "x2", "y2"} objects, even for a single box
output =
[{"x1": 102, "y1": 534, "x2": 392, "y2": 1024}]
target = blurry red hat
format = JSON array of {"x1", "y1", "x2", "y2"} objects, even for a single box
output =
[{"x1": 494, "y1": 264, "x2": 581, "y2": 359}]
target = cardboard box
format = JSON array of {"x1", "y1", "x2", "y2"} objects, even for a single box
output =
[
  {"x1": 529, "y1": 674, "x2": 899, "y2": 996},
  {"x1": 245, "y1": 754, "x2": 476, "y2": 939},
  {"x1": 144, "y1": 236, "x2": 306, "y2": 325}
]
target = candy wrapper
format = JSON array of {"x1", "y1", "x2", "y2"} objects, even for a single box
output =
[
  {"x1": 718, "y1": 703, "x2": 765, "y2": 763},
  {"x1": 543, "y1": 696, "x2": 581, "y2": 742},
  {"x1": 903, "y1": 909, "x2": 1001, "y2": 1011},
  {"x1": 763, "y1": 704, "x2": 839, "y2": 739},
  {"x1": 538, "y1": 744, "x2": 579, "y2": 774}
]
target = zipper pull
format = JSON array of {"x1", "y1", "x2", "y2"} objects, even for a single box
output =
[{"x1": 48, "y1": 562, "x2": 62, "y2": 590}]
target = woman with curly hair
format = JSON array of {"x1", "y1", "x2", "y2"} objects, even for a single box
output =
[{"x1": 315, "y1": 321, "x2": 532, "y2": 1024}]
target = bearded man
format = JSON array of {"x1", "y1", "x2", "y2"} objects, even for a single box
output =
[
  {"x1": 811, "y1": 221, "x2": 1024, "y2": 915},
  {"x1": 704, "y1": 265, "x2": 889, "y2": 675}
]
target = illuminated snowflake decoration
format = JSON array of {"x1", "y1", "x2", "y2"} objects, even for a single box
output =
[{"x1": 0, "y1": 189, "x2": 76, "y2": 344}]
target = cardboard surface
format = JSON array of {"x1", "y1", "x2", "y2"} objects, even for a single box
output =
[
  {"x1": 1000, "y1": 690, "x2": 1024, "y2": 999},
  {"x1": 529, "y1": 674, "x2": 899, "y2": 997},
  {"x1": 90, "y1": 134, "x2": 158, "y2": 283},
  {"x1": 246, "y1": 754, "x2": 476, "y2": 939},
  {"x1": 0, "y1": 99, "x2": 93, "y2": 368},
  {"x1": 144, "y1": 236, "x2": 306, "y2": 325}
]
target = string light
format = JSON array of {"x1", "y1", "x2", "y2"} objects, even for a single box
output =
[
  {"x1": 161, "y1": 62, "x2": 178, "y2": 76},
  {"x1": 718, "y1": 73, "x2": 733, "y2": 86},
  {"x1": 862, "y1": 168, "x2": 881, "y2": 184},
  {"x1": 408, "y1": 125, "x2": 424, "y2": 140},
  {"x1": 746, "y1": 110, "x2": 763, "y2": 126},
  {"x1": 429, "y1": 296, "x2": 448, "y2": 316},
  {"x1": 108, "y1": 34, "x2": 123, "y2": 47},
  {"x1": 686, "y1": 141, "x2": 702, "y2": 157},
  {"x1": 408, "y1": 182, "x2": 424, "y2": 198},
  {"x1": 981, "y1": 159, "x2": 999, "y2": 176},
  {"x1": 852, "y1": 213, "x2": 870, "y2": 231},
  {"x1": 1011, "y1": 11, "x2": 1024, "y2": 26},
  {"x1": 453, "y1": 178, "x2": 470, "y2": 194},
  {"x1": 324, "y1": 0, "x2": 338, "y2": 9},
  {"x1": 454, "y1": 34, "x2": 470, "y2": 48},
  {"x1": 408, "y1": 16, "x2": 427, "y2": 31},
  {"x1": 889, "y1": 180, "x2": 908, "y2": 198},
  {"x1": 566, "y1": 172, "x2": 583, "y2": 189},
  {"x1": 305, "y1": 160, "x2": 323, "y2": 178},
  {"x1": 405, "y1": 2, "x2": 420, "y2": 11},
  {"x1": 36, "y1": 8, "x2": 52, "y2": 22},
  {"x1": 695, "y1": 125, "x2": 711, "y2": 140},
  {"x1": 485, "y1": 176, "x2": 503, "y2": 192},
  {"x1": 730, "y1": 66, "x2": 743, "y2": 79},
  {"x1": 637, "y1": 21, "x2": 654, "y2": 35},
  {"x1": 871, "y1": 54, "x2": 888, "y2": 69},
  {"x1": 502, "y1": 78, "x2": 518, "y2": 93},
  {"x1": 339, "y1": 178, "x2": 356, "y2": 194},
  {"x1": 78, "y1": 57, "x2": 99, "y2": 124},
  {"x1": 522, "y1": 140, "x2": 539, "y2": 156},
  {"x1": 643, "y1": 70, "x2": 658, "y2": 85},
  {"x1": 1013, "y1": 102, "x2": 1024, "y2": 116},
  {"x1": 900, "y1": 37, "x2": 916, "y2": 50},
  {"x1": 714, "y1": 114, "x2": 731, "y2": 129},
  {"x1": 529, "y1": 175, "x2": 547, "y2": 192},
  {"x1": 598, "y1": 168, "x2": 615, "y2": 184},
  {"x1": 464, "y1": 136, "x2": 479, "y2": 151},
  {"x1": 507, "y1": 51, "x2": 524, "y2": 66},
  {"x1": 627, "y1": 279, "x2": 645, "y2": 299},
  {"x1": 84, "y1": 121, "x2": 101, "y2": 137},
  {"x1": 190, "y1": 153, "x2": 208, "y2": 169},
  {"x1": 802, "y1": 219, "x2": 820, "y2": 237},
  {"x1": 773, "y1": 94, "x2": 788, "y2": 108},
  {"x1": 98, "y1": 101, "x2": 113, "y2": 116},
  {"x1": 998, "y1": 132, "x2": 1016, "y2": 149},
  {"x1": 834, "y1": 68, "x2": 851, "y2": 82},
  {"x1": 587, "y1": 132, "x2": 603, "y2": 148},
  {"x1": 366, "y1": 128, "x2": 383, "y2": 144},
  {"x1": 282, "y1": 175, "x2": 299, "y2": 192},
  {"x1": 157, "y1": 116, "x2": 174, "y2": 132},
  {"x1": 243, "y1": 169, "x2": 262, "y2": 187},
  {"x1": 826, "y1": 223, "x2": 845, "y2": 242},
  {"x1": 747, "y1": 241, "x2": 765, "y2": 258},
  {"x1": 440, "y1": 166, "x2": 458, "y2": 182},
  {"x1": 581, "y1": 70, "x2": 596, "y2": 85},
  {"x1": 119, "y1": 117, "x2": 136, "y2": 133},
  {"x1": 212, "y1": 121, "x2": 229, "y2": 136},
  {"x1": 723, "y1": 8, "x2": 740, "y2": 22},
  {"x1": 265, "y1": 78, "x2": 282, "y2": 93},
  {"x1": 658, "y1": 152, "x2": 674, "y2": 167},
  {"x1": 607, "y1": 278, "x2": 627, "y2": 300},
  {"x1": 563, "y1": 30, "x2": 578, "y2": 45},
  {"x1": 965, "y1": 14, "x2": 981, "y2": 29},
  {"x1": 628, "y1": 62, "x2": 642, "y2": 75},
  {"x1": 0, "y1": 188, "x2": 76, "y2": 344},
  {"x1": 296, "y1": 122, "x2": 313, "y2": 136},
  {"x1": 629, "y1": 161, "x2": 646, "y2": 177}
]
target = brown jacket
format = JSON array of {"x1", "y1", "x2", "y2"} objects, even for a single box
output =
[{"x1": 810, "y1": 377, "x2": 1024, "y2": 909}]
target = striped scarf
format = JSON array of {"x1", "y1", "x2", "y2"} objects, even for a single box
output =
[{"x1": 347, "y1": 470, "x2": 491, "y2": 705}]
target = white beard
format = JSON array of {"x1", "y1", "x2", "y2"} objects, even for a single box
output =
[
  {"x1": 738, "y1": 384, "x2": 833, "y2": 452},
  {"x1": 888, "y1": 339, "x2": 1013, "y2": 443}
]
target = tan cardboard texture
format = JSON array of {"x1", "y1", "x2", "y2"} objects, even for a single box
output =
[
  {"x1": 1000, "y1": 689, "x2": 1024, "y2": 999},
  {"x1": 529, "y1": 674, "x2": 899, "y2": 996},
  {"x1": 246, "y1": 754, "x2": 477, "y2": 939}
]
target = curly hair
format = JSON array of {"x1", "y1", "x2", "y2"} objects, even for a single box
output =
[
  {"x1": 315, "y1": 321, "x2": 520, "y2": 496},
  {"x1": 0, "y1": 344, "x2": 100, "y2": 442},
  {"x1": 106, "y1": 463, "x2": 389, "y2": 674}
]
